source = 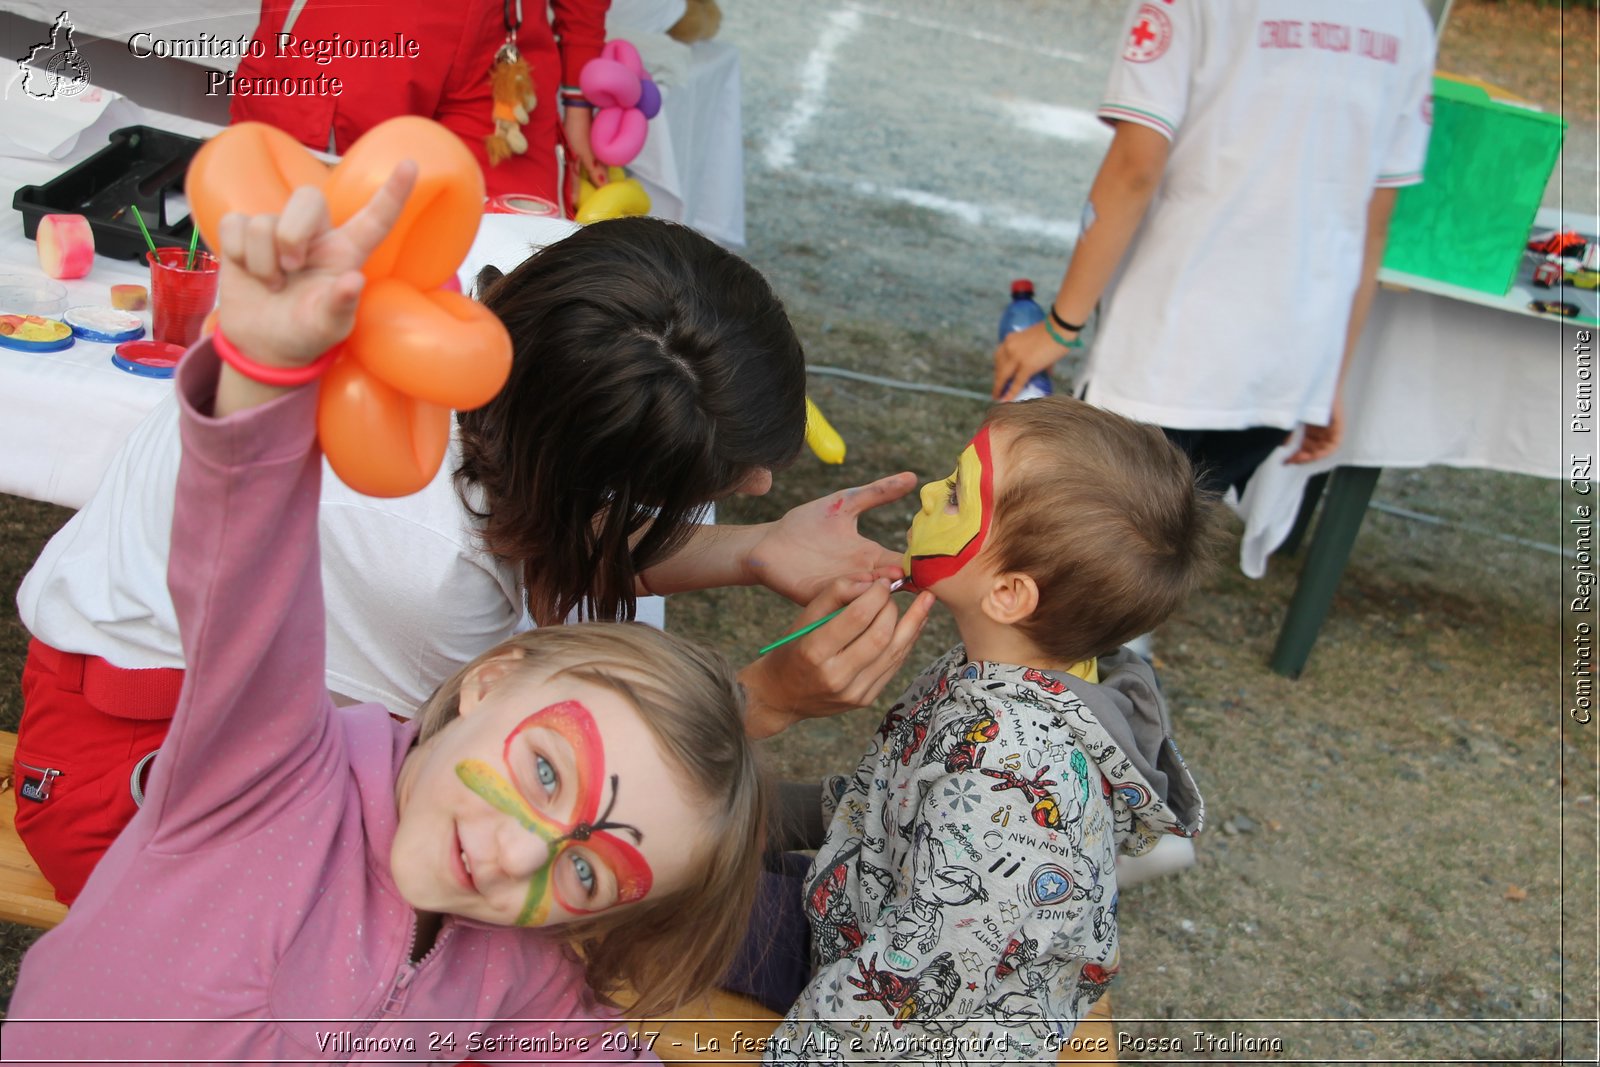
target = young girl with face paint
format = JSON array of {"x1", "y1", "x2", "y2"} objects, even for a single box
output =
[
  {"x1": 749, "y1": 398, "x2": 1220, "y2": 1059},
  {"x1": 5, "y1": 168, "x2": 764, "y2": 1062}
]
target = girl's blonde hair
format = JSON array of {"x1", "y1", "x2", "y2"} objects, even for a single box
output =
[{"x1": 413, "y1": 622, "x2": 766, "y2": 1019}]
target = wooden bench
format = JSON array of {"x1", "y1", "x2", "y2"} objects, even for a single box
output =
[
  {"x1": 0, "y1": 729, "x2": 69, "y2": 929},
  {"x1": 0, "y1": 731, "x2": 1114, "y2": 1061}
]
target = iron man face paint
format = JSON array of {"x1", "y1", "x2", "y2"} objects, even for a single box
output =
[{"x1": 903, "y1": 426, "x2": 994, "y2": 588}]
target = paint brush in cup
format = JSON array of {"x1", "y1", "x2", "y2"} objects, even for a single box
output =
[{"x1": 756, "y1": 578, "x2": 912, "y2": 656}]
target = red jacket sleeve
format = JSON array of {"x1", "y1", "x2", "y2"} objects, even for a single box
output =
[{"x1": 553, "y1": 0, "x2": 611, "y2": 87}]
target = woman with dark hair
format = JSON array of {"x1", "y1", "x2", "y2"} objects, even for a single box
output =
[
  {"x1": 466, "y1": 217, "x2": 810, "y2": 627},
  {"x1": 15, "y1": 217, "x2": 931, "y2": 904}
]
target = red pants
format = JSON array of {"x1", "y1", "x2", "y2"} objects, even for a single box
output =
[{"x1": 13, "y1": 640, "x2": 182, "y2": 905}]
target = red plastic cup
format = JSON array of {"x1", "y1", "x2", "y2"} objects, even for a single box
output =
[{"x1": 147, "y1": 247, "x2": 219, "y2": 348}]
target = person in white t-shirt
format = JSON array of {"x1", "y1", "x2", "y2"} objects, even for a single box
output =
[
  {"x1": 993, "y1": 0, "x2": 1435, "y2": 495},
  {"x1": 15, "y1": 217, "x2": 932, "y2": 906}
]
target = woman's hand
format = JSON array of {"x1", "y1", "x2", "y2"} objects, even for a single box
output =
[
  {"x1": 992, "y1": 320, "x2": 1074, "y2": 401},
  {"x1": 743, "y1": 473, "x2": 918, "y2": 603},
  {"x1": 739, "y1": 575, "x2": 935, "y2": 739},
  {"x1": 215, "y1": 162, "x2": 417, "y2": 371}
]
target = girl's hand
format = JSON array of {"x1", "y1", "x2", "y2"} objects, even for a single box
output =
[
  {"x1": 215, "y1": 161, "x2": 418, "y2": 371},
  {"x1": 1286, "y1": 395, "x2": 1345, "y2": 464},
  {"x1": 739, "y1": 575, "x2": 935, "y2": 739},
  {"x1": 562, "y1": 108, "x2": 608, "y2": 190},
  {"x1": 742, "y1": 473, "x2": 917, "y2": 603},
  {"x1": 992, "y1": 320, "x2": 1074, "y2": 401}
]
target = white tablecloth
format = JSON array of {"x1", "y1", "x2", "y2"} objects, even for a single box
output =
[
  {"x1": 1237, "y1": 207, "x2": 1591, "y2": 576},
  {"x1": 625, "y1": 38, "x2": 745, "y2": 247},
  {"x1": 0, "y1": 107, "x2": 212, "y2": 509}
]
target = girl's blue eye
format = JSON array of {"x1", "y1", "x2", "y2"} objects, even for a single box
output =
[
  {"x1": 571, "y1": 854, "x2": 596, "y2": 895},
  {"x1": 944, "y1": 477, "x2": 959, "y2": 508},
  {"x1": 534, "y1": 755, "x2": 558, "y2": 796}
]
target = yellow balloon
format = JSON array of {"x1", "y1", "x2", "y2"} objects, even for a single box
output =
[
  {"x1": 576, "y1": 167, "x2": 652, "y2": 223},
  {"x1": 804, "y1": 396, "x2": 846, "y2": 464}
]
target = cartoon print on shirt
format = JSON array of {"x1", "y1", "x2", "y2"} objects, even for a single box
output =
[
  {"x1": 808, "y1": 860, "x2": 866, "y2": 965},
  {"x1": 993, "y1": 934, "x2": 1039, "y2": 982},
  {"x1": 981, "y1": 763, "x2": 1065, "y2": 829},
  {"x1": 849, "y1": 951, "x2": 961, "y2": 1029},
  {"x1": 857, "y1": 860, "x2": 896, "y2": 905},
  {"x1": 889, "y1": 824, "x2": 988, "y2": 959},
  {"x1": 926, "y1": 710, "x2": 1000, "y2": 773},
  {"x1": 882, "y1": 678, "x2": 944, "y2": 766},
  {"x1": 1021, "y1": 667, "x2": 1068, "y2": 695}
]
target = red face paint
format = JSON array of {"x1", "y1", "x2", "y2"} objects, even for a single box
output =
[{"x1": 905, "y1": 426, "x2": 995, "y2": 588}]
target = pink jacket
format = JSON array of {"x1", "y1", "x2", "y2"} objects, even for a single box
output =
[{"x1": 5, "y1": 342, "x2": 653, "y2": 1064}]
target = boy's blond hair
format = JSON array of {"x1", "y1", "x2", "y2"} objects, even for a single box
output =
[
  {"x1": 414, "y1": 622, "x2": 765, "y2": 1019},
  {"x1": 982, "y1": 397, "x2": 1222, "y2": 665}
]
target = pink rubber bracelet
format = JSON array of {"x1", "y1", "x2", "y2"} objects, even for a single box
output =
[{"x1": 213, "y1": 329, "x2": 338, "y2": 387}]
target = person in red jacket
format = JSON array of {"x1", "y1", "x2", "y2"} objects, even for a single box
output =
[{"x1": 229, "y1": 0, "x2": 608, "y2": 207}]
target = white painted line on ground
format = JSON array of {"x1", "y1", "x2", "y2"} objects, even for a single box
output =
[
  {"x1": 845, "y1": 1, "x2": 1088, "y2": 64},
  {"x1": 843, "y1": 176, "x2": 1082, "y2": 244},
  {"x1": 999, "y1": 99, "x2": 1113, "y2": 145},
  {"x1": 763, "y1": 8, "x2": 863, "y2": 171}
]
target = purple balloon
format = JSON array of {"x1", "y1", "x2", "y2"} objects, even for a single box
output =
[{"x1": 637, "y1": 78, "x2": 662, "y2": 120}]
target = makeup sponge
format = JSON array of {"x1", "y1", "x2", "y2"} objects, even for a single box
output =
[
  {"x1": 37, "y1": 214, "x2": 95, "y2": 279},
  {"x1": 110, "y1": 284, "x2": 149, "y2": 311}
]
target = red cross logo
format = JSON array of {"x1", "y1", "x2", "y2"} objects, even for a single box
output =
[{"x1": 1123, "y1": 4, "x2": 1173, "y2": 63}]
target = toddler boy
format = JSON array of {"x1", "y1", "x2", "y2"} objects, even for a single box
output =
[{"x1": 765, "y1": 396, "x2": 1218, "y2": 1061}]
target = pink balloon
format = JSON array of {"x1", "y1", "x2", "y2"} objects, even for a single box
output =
[
  {"x1": 591, "y1": 107, "x2": 649, "y2": 167},
  {"x1": 601, "y1": 39, "x2": 646, "y2": 78},
  {"x1": 580, "y1": 57, "x2": 640, "y2": 110}
]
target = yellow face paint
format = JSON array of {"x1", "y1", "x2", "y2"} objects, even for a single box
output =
[
  {"x1": 904, "y1": 427, "x2": 994, "y2": 587},
  {"x1": 456, "y1": 759, "x2": 561, "y2": 926}
]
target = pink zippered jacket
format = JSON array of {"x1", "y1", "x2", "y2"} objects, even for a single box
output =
[{"x1": 5, "y1": 342, "x2": 656, "y2": 1065}]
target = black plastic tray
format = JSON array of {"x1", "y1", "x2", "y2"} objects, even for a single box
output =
[{"x1": 13, "y1": 125, "x2": 205, "y2": 260}]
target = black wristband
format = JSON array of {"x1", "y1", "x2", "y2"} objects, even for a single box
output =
[{"x1": 1049, "y1": 305, "x2": 1085, "y2": 333}]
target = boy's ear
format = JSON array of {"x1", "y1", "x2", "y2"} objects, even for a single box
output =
[
  {"x1": 458, "y1": 649, "x2": 527, "y2": 717},
  {"x1": 981, "y1": 571, "x2": 1040, "y2": 626}
]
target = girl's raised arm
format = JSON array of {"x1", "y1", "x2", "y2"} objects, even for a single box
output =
[{"x1": 141, "y1": 167, "x2": 417, "y2": 850}]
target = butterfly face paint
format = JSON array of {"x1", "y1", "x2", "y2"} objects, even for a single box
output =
[
  {"x1": 455, "y1": 699, "x2": 653, "y2": 926},
  {"x1": 904, "y1": 426, "x2": 995, "y2": 588}
]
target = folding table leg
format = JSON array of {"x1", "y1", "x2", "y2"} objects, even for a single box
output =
[
  {"x1": 1279, "y1": 470, "x2": 1330, "y2": 557},
  {"x1": 1270, "y1": 466, "x2": 1381, "y2": 678}
]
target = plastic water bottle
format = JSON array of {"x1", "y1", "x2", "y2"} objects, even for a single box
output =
[{"x1": 998, "y1": 279, "x2": 1053, "y2": 401}]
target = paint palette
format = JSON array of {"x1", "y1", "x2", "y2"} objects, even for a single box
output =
[
  {"x1": 0, "y1": 314, "x2": 74, "y2": 352},
  {"x1": 112, "y1": 339, "x2": 183, "y2": 378},
  {"x1": 65, "y1": 306, "x2": 145, "y2": 343}
]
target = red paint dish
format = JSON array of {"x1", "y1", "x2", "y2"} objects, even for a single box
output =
[{"x1": 112, "y1": 339, "x2": 184, "y2": 379}]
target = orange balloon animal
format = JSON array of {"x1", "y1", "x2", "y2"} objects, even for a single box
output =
[{"x1": 185, "y1": 119, "x2": 511, "y2": 497}]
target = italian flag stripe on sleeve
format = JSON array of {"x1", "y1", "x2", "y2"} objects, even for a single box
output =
[{"x1": 1097, "y1": 104, "x2": 1177, "y2": 140}]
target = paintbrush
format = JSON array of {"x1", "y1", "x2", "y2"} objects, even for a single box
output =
[{"x1": 757, "y1": 578, "x2": 912, "y2": 656}]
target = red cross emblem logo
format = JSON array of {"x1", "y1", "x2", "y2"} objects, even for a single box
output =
[{"x1": 1123, "y1": 3, "x2": 1173, "y2": 63}]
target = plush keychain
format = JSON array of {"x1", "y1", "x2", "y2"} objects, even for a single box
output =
[{"x1": 485, "y1": 0, "x2": 537, "y2": 166}]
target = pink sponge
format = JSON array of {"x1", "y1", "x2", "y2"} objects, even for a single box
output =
[{"x1": 37, "y1": 214, "x2": 95, "y2": 279}]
